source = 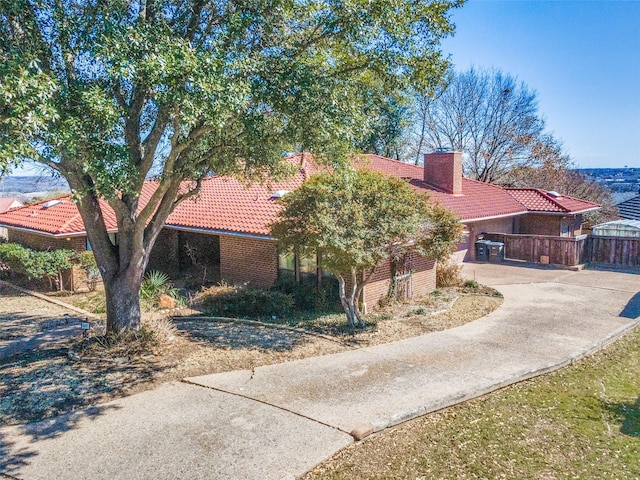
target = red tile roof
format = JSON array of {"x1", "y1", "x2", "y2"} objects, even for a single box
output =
[
  {"x1": 506, "y1": 188, "x2": 600, "y2": 214},
  {"x1": 0, "y1": 154, "x2": 599, "y2": 237},
  {"x1": 359, "y1": 155, "x2": 528, "y2": 221},
  {"x1": 0, "y1": 196, "x2": 86, "y2": 234},
  {"x1": 0, "y1": 182, "x2": 159, "y2": 235},
  {"x1": 166, "y1": 168, "x2": 314, "y2": 236}
]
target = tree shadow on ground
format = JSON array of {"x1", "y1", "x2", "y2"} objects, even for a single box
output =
[
  {"x1": 604, "y1": 396, "x2": 640, "y2": 438},
  {"x1": 174, "y1": 320, "x2": 310, "y2": 351},
  {"x1": 0, "y1": 403, "x2": 120, "y2": 477},
  {"x1": 619, "y1": 292, "x2": 640, "y2": 319},
  {"x1": 0, "y1": 348, "x2": 161, "y2": 427},
  {"x1": 0, "y1": 312, "x2": 84, "y2": 342}
]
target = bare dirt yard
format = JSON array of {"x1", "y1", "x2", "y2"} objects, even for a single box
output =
[{"x1": 0, "y1": 282, "x2": 502, "y2": 427}]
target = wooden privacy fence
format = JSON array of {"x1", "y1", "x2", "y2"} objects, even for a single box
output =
[
  {"x1": 482, "y1": 232, "x2": 640, "y2": 268},
  {"x1": 588, "y1": 236, "x2": 640, "y2": 268},
  {"x1": 483, "y1": 233, "x2": 589, "y2": 267}
]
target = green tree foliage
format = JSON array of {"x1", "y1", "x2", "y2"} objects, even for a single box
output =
[
  {"x1": 0, "y1": 0, "x2": 462, "y2": 333},
  {"x1": 270, "y1": 168, "x2": 461, "y2": 326},
  {"x1": 0, "y1": 242, "x2": 73, "y2": 290},
  {"x1": 356, "y1": 91, "x2": 411, "y2": 161}
]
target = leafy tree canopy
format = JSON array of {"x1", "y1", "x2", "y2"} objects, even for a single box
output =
[
  {"x1": 0, "y1": 0, "x2": 462, "y2": 333},
  {"x1": 270, "y1": 167, "x2": 461, "y2": 326}
]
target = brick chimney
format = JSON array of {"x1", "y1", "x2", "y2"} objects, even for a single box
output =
[{"x1": 423, "y1": 150, "x2": 463, "y2": 195}]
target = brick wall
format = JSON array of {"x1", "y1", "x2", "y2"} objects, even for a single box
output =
[
  {"x1": 410, "y1": 253, "x2": 437, "y2": 296},
  {"x1": 361, "y1": 252, "x2": 436, "y2": 312},
  {"x1": 219, "y1": 234, "x2": 278, "y2": 287},
  {"x1": 7, "y1": 228, "x2": 87, "y2": 252},
  {"x1": 361, "y1": 257, "x2": 392, "y2": 311},
  {"x1": 518, "y1": 214, "x2": 562, "y2": 236}
]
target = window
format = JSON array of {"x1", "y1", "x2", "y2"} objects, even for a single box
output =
[
  {"x1": 86, "y1": 233, "x2": 118, "y2": 251},
  {"x1": 278, "y1": 251, "x2": 296, "y2": 280},
  {"x1": 298, "y1": 253, "x2": 318, "y2": 285},
  {"x1": 278, "y1": 250, "x2": 319, "y2": 285}
]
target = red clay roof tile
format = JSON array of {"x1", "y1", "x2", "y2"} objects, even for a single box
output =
[
  {"x1": 506, "y1": 188, "x2": 600, "y2": 214},
  {"x1": 359, "y1": 155, "x2": 528, "y2": 221},
  {"x1": 0, "y1": 154, "x2": 600, "y2": 237}
]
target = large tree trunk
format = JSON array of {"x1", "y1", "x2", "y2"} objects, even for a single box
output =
[{"x1": 103, "y1": 268, "x2": 144, "y2": 333}]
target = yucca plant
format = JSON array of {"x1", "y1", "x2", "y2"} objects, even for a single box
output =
[{"x1": 140, "y1": 271, "x2": 182, "y2": 307}]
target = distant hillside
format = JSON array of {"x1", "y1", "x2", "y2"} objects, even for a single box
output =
[
  {"x1": 579, "y1": 167, "x2": 640, "y2": 195},
  {"x1": 0, "y1": 176, "x2": 70, "y2": 203}
]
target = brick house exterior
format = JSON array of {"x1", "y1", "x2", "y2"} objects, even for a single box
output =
[
  {"x1": 219, "y1": 234, "x2": 279, "y2": 287},
  {"x1": 0, "y1": 152, "x2": 599, "y2": 307}
]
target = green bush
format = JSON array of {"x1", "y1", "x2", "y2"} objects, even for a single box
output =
[
  {"x1": 140, "y1": 270, "x2": 182, "y2": 308},
  {"x1": 0, "y1": 242, "x2": 73, "y2": 290},
  {"x1": 200, "y1": 286, "x2": 295, "y2": 319},
  {"x1": 275, "y1": 276, "x2": 340, "y2": 312},
  {"x1": 463, "y1": 279, "x2": 480, "y2": 289}
]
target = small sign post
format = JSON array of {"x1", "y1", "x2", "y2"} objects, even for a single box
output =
[{"x1": 81, "y1": 319, "x2": 91, "y2": 338}]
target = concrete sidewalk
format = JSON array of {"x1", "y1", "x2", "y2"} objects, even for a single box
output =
[{"x1": 1, "y1": 264, "x2": 639, "y2": 480}]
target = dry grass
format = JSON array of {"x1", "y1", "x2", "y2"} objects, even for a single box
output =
[{"x1": 436, "y1": 258, "x2": 463, "y2": 287}]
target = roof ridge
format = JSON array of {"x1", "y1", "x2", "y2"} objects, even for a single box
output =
[
  {"x1": 618, "y1": 194, "x2": 640, "y2": 205},
  {"x1": 362, "y1": 153, "x2": 423, "y2": 170},
  {"x1": 59, "y1": 211, "x2": 85, "y2": 234},
  {"x1": 464, "y1": 178, "x2": 508, "y2": 190}
]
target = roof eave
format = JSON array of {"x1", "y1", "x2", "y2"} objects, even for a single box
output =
[
  {"x1": 165, "y1": 224, "x2": 274, "y2": 240},
  {"x1": 461, "y1": 210, "x2": 528, "y2": 223},
  {"x1": 526, "y1": 206, "x2": 601, "y2": 216},
  {"x1": 0, "y1": 224, "x2": 118, "y2": 237}
]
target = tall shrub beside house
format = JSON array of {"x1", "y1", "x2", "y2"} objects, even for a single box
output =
[{"x1": 271, "y1": 169, "x2": 461, "y2": 327}]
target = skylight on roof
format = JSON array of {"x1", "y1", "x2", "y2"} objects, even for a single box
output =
[
  {"x1": 271, "y1": 190, "x2": 290, "y2": 199},
  {"x1": 42, "y1": 200, "x2": 62, "y2": 209},
  {"x1": 547, "y1": 191, "x2": 561, "y2": 198}
]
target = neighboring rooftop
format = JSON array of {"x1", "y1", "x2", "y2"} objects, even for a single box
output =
[
  {"x1": 617, "y1": 195, "x2": 640, "y2": 221},
  {"x1": 592, "y1": 219, "x2": 640, "y2": 238},
  {"x1": 0, "y1": 198, "x2": 23, "y2": 214}
]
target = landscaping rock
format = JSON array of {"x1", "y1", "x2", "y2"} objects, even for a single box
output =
[{"x1": 158, "y1": 294, "x2": 177, "y2": 310}]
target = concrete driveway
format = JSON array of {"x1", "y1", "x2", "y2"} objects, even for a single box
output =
[{"x1": 1, "y1": 263, "x2": 638, "y2": 480}]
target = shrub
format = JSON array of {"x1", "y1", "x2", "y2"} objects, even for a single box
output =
[
  {"x1": 463, "y1": 279, "x2": 480, "y2": 289},
  {"x1": 140, "y1": 270, "x2": 182, "y2": 308},
  {"x1": 275, "y1": 276, "x2": 340, "y2": 312},
  {"x1": 200, "y1": 285, "x2": 295, "y2": 319},
  {"x1": 0, "y1": 242, "x2": 73, "y2": 290},
  {"x1": 436, "y1": 257, "x2": 463, "y2": 288}
]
